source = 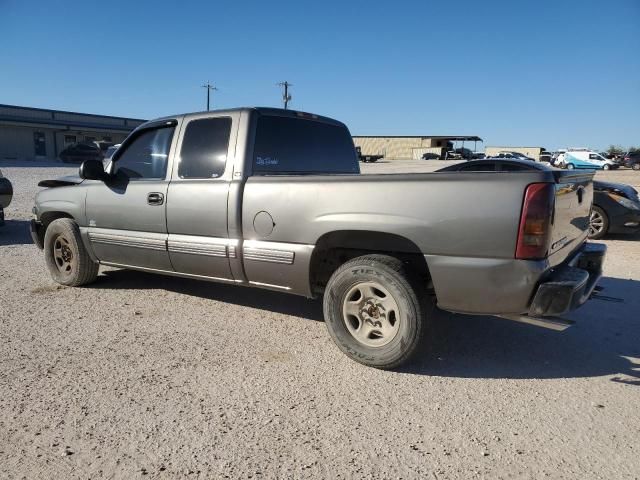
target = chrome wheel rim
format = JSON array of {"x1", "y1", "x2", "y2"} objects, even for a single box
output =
[
  {"x1": 342, "y1": 282, "x2": 400, "y2": 347},
  {"x1": 589, "y1": 210, "x2": 604, "y2": 237},
  {"x1": 53, "y1": 235, "x2": 74, "y2": 275}
]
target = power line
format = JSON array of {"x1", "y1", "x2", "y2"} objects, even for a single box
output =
[
  {"x1": 277, "y1": 81, "x2": 292, "y2": 110},
  {"x1": 201, "y1": 82, "x2": 218, "y2": 111}
]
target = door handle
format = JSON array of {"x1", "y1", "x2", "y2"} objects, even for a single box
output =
[{"x1": 147, "y1": 192, "x2": 164, "y2": 205}]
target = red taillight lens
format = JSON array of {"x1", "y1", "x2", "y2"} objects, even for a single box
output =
[{"x1": 516, "y1": 183, "x2": 555, "y2": 260}]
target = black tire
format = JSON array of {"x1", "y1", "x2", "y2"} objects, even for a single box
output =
[
  {"x1": 588, "y1": 205, "x2": 609, "y2": 240},
  {"x1": 632, "y1": 163, "x2": 640, "y2": 171},
  {"x1": 44, "y1": 218, "x2": 99, "y2": 286},
  {"x1": 603, "y1": 164, "x2": 610, "y2": 170},
  {"x1": 323, "y1": 254, "x2": 427, "y2": 369}
]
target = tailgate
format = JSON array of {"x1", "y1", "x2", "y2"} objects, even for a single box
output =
[{"x1": 547, "y1": 170, "x2": 594, "y2": 266}]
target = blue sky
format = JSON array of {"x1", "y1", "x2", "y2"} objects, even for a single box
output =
[{"x1": 1, "y1": 0, "x2": 638, "y2": 150}]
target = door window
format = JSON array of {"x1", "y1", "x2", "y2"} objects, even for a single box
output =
[
  {"x1": 114, "y1": 126, "x2": 175, "y2": 179},
  {"x1": 178, "y1": 117, "x2": 231, "y2": 178}
]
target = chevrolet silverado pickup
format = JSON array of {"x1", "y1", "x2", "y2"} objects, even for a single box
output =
[{"x1": 31, "y1": 107, "x2": 606, "y2": 369}]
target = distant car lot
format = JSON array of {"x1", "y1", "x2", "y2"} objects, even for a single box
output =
[{"x1": 0, "y1": 159, "x2": 639, "y2": 479}]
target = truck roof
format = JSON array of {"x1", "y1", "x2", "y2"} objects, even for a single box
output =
[{"x1": 138, "y1": 107, "x2": 345, "y2": 130}]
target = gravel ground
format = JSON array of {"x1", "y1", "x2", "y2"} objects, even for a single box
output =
[{"x1": 1, "y1": 160, "x2": 639, "y2": 479}]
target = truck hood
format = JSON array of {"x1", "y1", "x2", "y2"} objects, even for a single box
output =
[{"x1": 37, "y1": 175, "x2": 84, "y2": 188}]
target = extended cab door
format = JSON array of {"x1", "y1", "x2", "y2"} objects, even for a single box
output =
[
  {"x1": 165, "y1": 112, "x2": 239, "y2": 280},
  {"x1": 85, "y1": 120, "x2": 179, "y2": 271}
]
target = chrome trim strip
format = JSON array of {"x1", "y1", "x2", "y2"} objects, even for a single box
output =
[
  {"x1": 168, "y1": 241, "x2": 227, "y2": 257},
  {"x1": 242, "y1": 240, "x2": 312, "y2": 265},
  {"x1": 249, "y1": 281, "x2": 291, "y2": 290},
  {"x1": 88, "y1": 231, "x2": 166, "y2": 251},
  {"x1": 100, "y1": 261, "x2": 243, "y2": 283},
  {"x1": 167, "y1": 235, "x2": 239, "y2": 258},
  {"x1": 243, "y1": 247, "x2": 294, "y2": 264}
]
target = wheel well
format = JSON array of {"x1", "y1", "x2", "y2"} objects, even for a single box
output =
[
  {"x1": 309, "y1": 230, "x2": 432, "y2": 296},
  {"x1": 40, "y1": 212, "x2": 74, "y2": 231}
]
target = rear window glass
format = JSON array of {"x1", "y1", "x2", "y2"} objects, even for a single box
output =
[
  {"x1": 253, "y1": 115, "x2": 358, "y2": 175},
  {"x1": 178, "y1": 117, "x2": 231, "y2": 179}
]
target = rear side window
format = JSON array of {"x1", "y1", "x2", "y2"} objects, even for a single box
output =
[
  {"x1": 500, "y1": 163, "x2": 529, "y2": 171},
  {"x1": 253, "y1": 115, "x2": 358, "y2": 175},
  {"x1": 458, "y1": 162, "x2": 496, "y2": 171},
  {"x1": 178, "y1": 117, "x2": 232, "y2": 179},
  {"x1": 114, "y1": 126, "x2": 174, "y2": 179}
]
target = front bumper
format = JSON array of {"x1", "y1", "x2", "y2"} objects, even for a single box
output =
[
  {"x1": 30, "y1": 219, "x2": 45, "y2": 249},
  {"x1": 527, "y1": 242, "x2": 606, "y2": 317}
]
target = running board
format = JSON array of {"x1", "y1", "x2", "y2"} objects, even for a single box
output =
[{"x1": 498, "y1": 314, "x2": 575, "y2": 331}]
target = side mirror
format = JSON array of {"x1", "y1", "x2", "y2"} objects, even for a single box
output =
[{"x1": 79, "y1": 160, "x2": 107, "y2": 181}]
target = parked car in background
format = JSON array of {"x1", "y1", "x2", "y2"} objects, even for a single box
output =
[
  {"x1": 30, "y1": 107, "x2": 605, "y2": 369},
  {"x1": 0, "y1": 169, "x2": 13, "y2": 226},
  {"x1": 589, "y1": 181, "x2": 640, "y2": 239},
  {"x1": 493, "y1": 151, "x2": 535, "y2": 161},
  {"x1": 539, "y1": 151, "x2": 552, "y2": 163},
  {"x1": 59, "y1": 143, "x2": 103, "y2": 163},
  {"x1": 437, "y1": 158, "x2": 640, "y2": 239},
  {"x1": 421, "y1": 152, "x2": 440, "y2": 160},
  {"x1": 550, "y1": 150, "x2": 567, "y2": 167},
  {"x1": 472, "y1": 152, "x2": 486, "y2": 159},
  {"x1": 561, "y1": 151, "x2": 618, "y2": 170},
  {"x1": 623, "y1": 151, "x2": 640, "y2": 171},
  {"x1": 446, "y1": 147, "x2": 474, "y2": 160},
  {"x1": 355, "y1": 146, "x2": 384, "y2": 163}
]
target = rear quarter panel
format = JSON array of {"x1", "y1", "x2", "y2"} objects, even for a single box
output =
[
  {"x1": 242, "y1": 172, "x2": 553, "y2": 258},
  {"x1": 241, "y1": 171, "x2": 556, "y2": 306}
]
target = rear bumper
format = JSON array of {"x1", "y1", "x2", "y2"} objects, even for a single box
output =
[
  {"x1": 527, "y1": 242, "x2": 606, "y2": 317},
  {"x1": 425, "y1": 242, "x2": 606, "y2": 317}
]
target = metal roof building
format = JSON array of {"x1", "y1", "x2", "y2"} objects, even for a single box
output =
[{"x1": 0, "y1": 104, "x2": 146, "y2": 161}]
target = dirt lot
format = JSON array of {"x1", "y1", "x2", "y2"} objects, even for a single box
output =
[{"x1": 1, "y1": 160, "x2": 639, "y2": 479}]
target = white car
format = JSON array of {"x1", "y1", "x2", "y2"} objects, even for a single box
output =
[{"x1": 561, "y1": 151, "x2": 618, "y2": 170}]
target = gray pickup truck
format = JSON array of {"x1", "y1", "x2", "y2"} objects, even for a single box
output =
[{"x1": 31, "y1": 107, "x2": 606, "y2": 369}]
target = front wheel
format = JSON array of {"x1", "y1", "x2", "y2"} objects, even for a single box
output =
[
  {"x1": 603, "y1": 164, "x2": 610, "y2": 170},
  {"x1": 44, "y1": 218, "x2": 99, "y2": 286},
  {"x1": 566, "y1": 163, "x2": 575, "y2": 170},
  {"x1": 323, "y1": 254, "x2": 427, "y2": 369},
  {"x1": 632, "y1": 163, "x2": 640, "y2": 171}
]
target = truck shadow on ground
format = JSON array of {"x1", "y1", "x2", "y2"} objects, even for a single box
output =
[
  {"x1": 96, "y1": 270, "x2": 639, "y2": 384},
  {"x1": 0, "y1": 220, "x2": 33, "y2": 246},
  {"x1": 408, "y1": 276, "x2": 640, "y2": 385},
  {"x1": 96, "y1": 269, "x2": 325, "y2": 322}
]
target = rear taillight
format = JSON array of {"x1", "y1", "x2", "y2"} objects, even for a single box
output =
[{"x1": 516, "y1": 183, "x2": 555, "y2": 260}]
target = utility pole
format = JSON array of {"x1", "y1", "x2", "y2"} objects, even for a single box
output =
[
  {"x1": 277, "y1": 81, "x2": 292, "y2": 109},
  {"x1": 201, "y1": 82, "x2": 218, "y2": 111}
]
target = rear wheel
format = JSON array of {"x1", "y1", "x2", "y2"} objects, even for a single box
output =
[
  {"x1": 323, "y1": 254, "x2": 427, "y2": 369},
  {"x1": 44, "y1": 218, "x2": 99, "y2": 286},
  {"x1": 632, "y1": 163, "x2": 640, "y2": 171},
  {"x1": 588, "y1": 205, "x2": 609, "y2": 240}
]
